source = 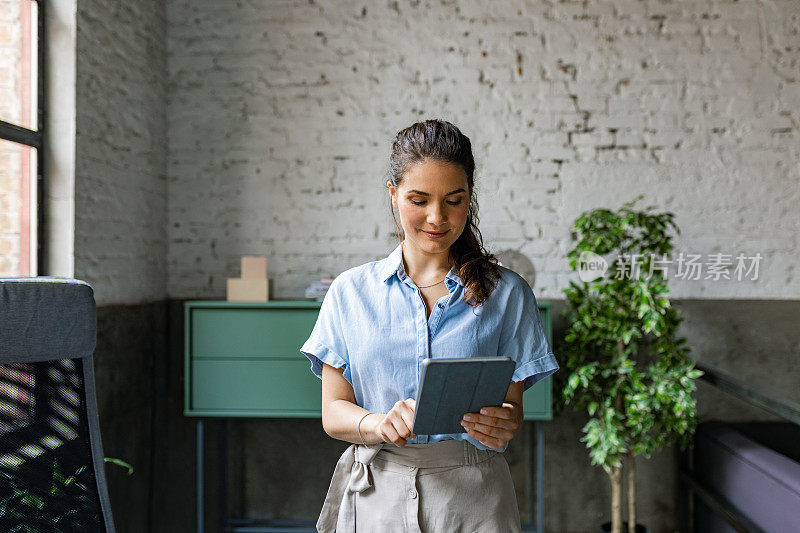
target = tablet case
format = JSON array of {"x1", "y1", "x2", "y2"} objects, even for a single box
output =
[{"x1": 412, "y1": 357, "x2": 516, "y2": 435}]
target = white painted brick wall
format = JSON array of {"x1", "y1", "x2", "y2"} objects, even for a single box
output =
[
  {"x1": 166, "y1": 0, "x2": 799, "y2": 301},
  {"x1": 70, "y1": 0, "x2": 800, "y2": 302},
  {"x1": 75, "y1": 0, "x2": 168, "y2": 305}
]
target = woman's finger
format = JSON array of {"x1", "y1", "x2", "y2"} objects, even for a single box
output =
[
  {"x1": 389, "y1": 400, "x2": 414, "y2": 433},
  {"x1": 464, "y1": 425, "x2": 505, "y2": 450},
  {"x1": 462, "y1": 420, "x2": 514, "y2": 442},
  {"x1": 463, "y1": 414, "x2": 515, "y2": 431},
  {"x1": 479, "y1": 404, "x2": 515, "y2": 419},
  {"x1": 387, "y1": 407, "x2": 414, "y2": 440},
  {"x1": 381, "y1": 418, "x2": 402, "y2": 445},
  {"x1": 398, "y1": 401, "x2": 416, "y2": 437},
  {"x1": 391, "y1": 416, "x2": 413, "y2": 439}
]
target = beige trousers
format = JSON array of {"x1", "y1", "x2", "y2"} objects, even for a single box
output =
[{"x1": 316, "y1": 439, "x2": 522, "y2": 533}]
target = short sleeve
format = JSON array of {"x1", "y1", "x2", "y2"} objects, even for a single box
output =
[
  {"x1": 499, "y1": 274, "x2": 560, "y2": 392},
  {"x1": 299, "y1": 277, "x2": 352, "y2": 385}
]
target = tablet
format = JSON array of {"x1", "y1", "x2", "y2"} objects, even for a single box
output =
[{"x1": 411, "y1": 357, "x2": 516, "y2": 436}]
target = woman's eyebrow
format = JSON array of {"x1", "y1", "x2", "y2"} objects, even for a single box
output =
[{"x1": 407, "y1": 188, "x2": 466, "y2": 196}]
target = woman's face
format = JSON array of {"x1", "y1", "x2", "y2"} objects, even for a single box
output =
[{"x1": 387, "y1": 159, "x2": 470, "y2": 256}]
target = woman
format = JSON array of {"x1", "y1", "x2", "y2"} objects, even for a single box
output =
[{"x1": 301, "y1": 119, "x2": 559, "y2": 532}]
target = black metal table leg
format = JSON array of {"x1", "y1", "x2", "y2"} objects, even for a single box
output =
[{"x1": 198, "y1": 419, "x2": 204, "y2": 533}]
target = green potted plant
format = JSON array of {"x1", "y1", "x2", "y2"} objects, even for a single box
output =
[
  {"x1": 0, "y1": 456, "x2": 132, "y2": 532},
  {"x1": 559, "y1": 195, "x2": 703, "y2": 533}
]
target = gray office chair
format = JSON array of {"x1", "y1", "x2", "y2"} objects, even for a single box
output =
[{"x1": 0, "y1": 278, "x2": 115, "y2": 532}]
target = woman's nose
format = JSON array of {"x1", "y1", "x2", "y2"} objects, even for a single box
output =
[{"x1": 427, "y1": 204, "x2": 447, "y2": 225}]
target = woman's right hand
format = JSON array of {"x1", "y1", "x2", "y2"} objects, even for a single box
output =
[{"x1": 371, "y1": 398, "x2": 417, "y2": 447}]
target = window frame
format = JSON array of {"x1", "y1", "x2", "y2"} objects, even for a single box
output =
[{"x1": 0, "y1": 0, "x2": 46, "y2": 276}]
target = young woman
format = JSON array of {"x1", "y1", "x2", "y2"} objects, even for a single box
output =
[{"x1": 301, "y1": 119, "x2": 559, "y2": 532}]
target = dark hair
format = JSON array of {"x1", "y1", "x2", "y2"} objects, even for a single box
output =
[{"x1": 387, "y1": 119, "x2": 501, "y2": 308}]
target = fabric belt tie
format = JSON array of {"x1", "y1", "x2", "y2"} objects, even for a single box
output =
[{"x1": 316, "y1": 442, "x2": 384, "y2": 533}]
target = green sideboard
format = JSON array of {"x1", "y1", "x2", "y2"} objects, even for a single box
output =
[{"x1": 183, "y1": 299, "x2": 555, "y2": 420}]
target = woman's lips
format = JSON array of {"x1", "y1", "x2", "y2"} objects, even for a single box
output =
[{"x1": 423, "y1": 230, "x2": 448, "y2": 239}]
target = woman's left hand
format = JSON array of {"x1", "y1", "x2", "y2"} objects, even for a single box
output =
[{"x1": 460, "y1": 401, "x2": 523, "y2": 450}]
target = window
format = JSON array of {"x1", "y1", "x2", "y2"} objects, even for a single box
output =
[{"x1": 0, "y1": 0, "x2": 42, "y2": 277}]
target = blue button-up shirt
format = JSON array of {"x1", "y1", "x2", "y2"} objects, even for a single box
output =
[{"x1": 300, "y1": 241, "x2": 559, "y2": 452}]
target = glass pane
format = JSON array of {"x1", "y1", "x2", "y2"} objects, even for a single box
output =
[
  {"x1": 0, "y1": 137, "x2": 37, "y2": 276},
  {"x1": 0, "y1": 0, "x2": 38, "y2": 130}
]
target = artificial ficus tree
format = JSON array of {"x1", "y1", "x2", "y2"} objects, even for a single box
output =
[{"x1": 560, "y1": 195, "x2": 703, "y2": 533}]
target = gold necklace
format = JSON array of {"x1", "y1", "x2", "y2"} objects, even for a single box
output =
[
  {"x1": 402, "y1": 241, "x2": 449, "y2": 289},
  {"x1": 416, "y1": 278, "x2": 446, "y2": 288}
]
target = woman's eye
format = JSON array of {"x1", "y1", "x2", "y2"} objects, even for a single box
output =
[{"x1": 410, "y1": 199, "x2": 463, "y2": 206}]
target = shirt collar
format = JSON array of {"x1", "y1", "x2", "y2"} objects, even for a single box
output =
[{"x1": 379, "y1": 240, "x2": 465, "y2": 288}]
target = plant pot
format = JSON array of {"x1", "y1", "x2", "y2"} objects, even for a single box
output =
[{"x1": 600, "y1": 522, "x2": 648, "y2": 533}]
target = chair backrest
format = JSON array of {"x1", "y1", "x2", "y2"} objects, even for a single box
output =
[{"x1": 0, "y1": 278, "x2": 115, "y2": 533}]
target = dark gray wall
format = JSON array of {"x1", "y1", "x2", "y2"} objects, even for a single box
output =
[
  {"x1": 92, "y1": 298, "x2": 799, "y2": 532},
  {"x1": 93, "y1": 303, "x2": 168, "y2": 531}
]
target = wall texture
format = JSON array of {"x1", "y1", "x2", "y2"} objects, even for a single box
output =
[
  {"x1": 166, "y1": 0, "x2": 799, "y2": 301},
  {"x1": 76, "y1": 0, "x2": 168, "y2": 306}
]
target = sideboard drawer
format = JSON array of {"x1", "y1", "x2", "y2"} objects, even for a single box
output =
[
  {"x1": 190, "y1": 307, "x2": 318, "y2": 359},
  {"x1": 190, "y1": 359, "x2": 321, "y2": 415}
]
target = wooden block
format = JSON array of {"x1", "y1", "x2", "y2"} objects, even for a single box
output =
[
  {"x1": 226, "y1": 278, "x2": 269, "y2": 302},
  {"x1": 241, "y1": 256, "x2": 267, "y2": 279}
]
